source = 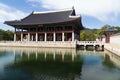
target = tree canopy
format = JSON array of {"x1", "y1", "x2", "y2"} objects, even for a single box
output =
[
  {"x1": 80, "y1": 25, "x2": 120, "y2": 41},
  {"x1": 0, "y1": 29, "x2": 14, "y2": 41}
]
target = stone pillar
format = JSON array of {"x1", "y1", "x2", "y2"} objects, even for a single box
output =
[
  {"x1": 28, "y1": 33, "x2": 30, "y2": 41},
  {"x1": 14, "y1": 27, "x2": 16, "y2": 42},
  {"x1": 45, "y1": 32, "x2": 47, "y2": 42},
  {"x1": 21, "y1": 33, "x2": 23, "y2": 42},
  {"x1": 31, "y1": 35, "x2": 34, "y2": 41},
  {"x1": 36, "y1": 33, "x2": 38, "y2": 42},
  {"x1": 53, "y1": 32, "x2": 56, "y2": 42},
  {"x1": 62, "y1": 32, "x2": 64, "y2": 42},
  {"x1": 14, "y1": 33, "x2": 16, "y2": 42},
  {"x1": 72, "y1": 31, "x2": 74, "y2": 41}
]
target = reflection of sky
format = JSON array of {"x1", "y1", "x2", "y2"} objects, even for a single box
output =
[
  {"x1": 81, "y1": 55, "x2": 120, "y2": 80},
  {"x1": 0, "y1": 53, "x2": 14, "y2": 75}
]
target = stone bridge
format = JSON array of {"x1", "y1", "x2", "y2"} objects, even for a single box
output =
[{"x1": 76, "y1": 41, "x2": 104, "y2": 46}]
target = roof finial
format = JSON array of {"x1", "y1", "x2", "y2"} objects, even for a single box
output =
[
  {"x1": 32, "y1": 11, "x2": 34, "y2": 14},
  {"x1": 71, "y1": 6, "x2": 76, "y2": 16},
  {"x1": 72, "y1": 6, "x2": 75, "y2": 10}
]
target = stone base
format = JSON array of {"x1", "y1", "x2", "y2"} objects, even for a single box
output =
[{"x1": 0, "y1": 41, "x2": 76, "y2": 49}]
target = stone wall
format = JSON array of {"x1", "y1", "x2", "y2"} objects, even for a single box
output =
[
  {"x1": 110, "y1": 34, "x2": 120, "y2": 47},
  {"x1": 103, "y1": 33, "x2": 120, "y2": 56},
  {"x1": 101, "y1": 34, "x2": 120, "y2": 46}
]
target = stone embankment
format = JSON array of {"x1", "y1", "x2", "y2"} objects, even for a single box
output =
[
  {"x1": 0, "y1": 41, "x2": 76, "y2": 48},
  {"x1": 103, "y1": 33, "x2": 120, "y2": 56},
  {"x1": 105, "y1": 44, "x2": 120, "y2": 56},
  {"x1": 0, "y1": 41, "x2": 103, "y2": 49}
]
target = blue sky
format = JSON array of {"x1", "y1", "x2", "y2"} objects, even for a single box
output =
[{"x1": 0, "y1": 0, "x2": 120, "y2": 30}]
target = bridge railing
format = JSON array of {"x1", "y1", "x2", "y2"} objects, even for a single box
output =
[
  {"x1": 76, "y1": 41, "x2": 104, "y2": 46},
  {"x1": 77, "y1": 41, "x2": 98, "y2": 43}
]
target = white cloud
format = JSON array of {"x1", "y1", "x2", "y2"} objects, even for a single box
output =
[
  {"x1": 27, "y1": 0, "x2": 120, "y2": 22},
  {"x1": 0, "y1": 3, "x2": 28, "y2": 22}
]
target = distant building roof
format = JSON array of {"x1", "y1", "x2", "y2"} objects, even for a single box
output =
[
  {"x1": 104, "y1": 27, "x2": 117, "y2": 32},
  {"x1": 4, "y1": 8, "x2": 81, "y2": 26}
]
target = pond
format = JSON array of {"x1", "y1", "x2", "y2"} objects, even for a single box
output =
[{"x1": 0, "y1": 47, "x2": 120, "y2": 80}]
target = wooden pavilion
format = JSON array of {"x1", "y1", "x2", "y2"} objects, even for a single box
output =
[{"x1": 4, "y1": 8, "x2": 83, "y2": 42}]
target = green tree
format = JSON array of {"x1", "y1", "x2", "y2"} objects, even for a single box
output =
[
  {"x1": 80, "y1": 30, "x2": 97, "y2": 41},
  {"x1": 0, "y1": 29, "x2": 14, "y2": 41},
  {"x1": 101, "y1": 24, "x2": 111, "y2": 30},
  {"x1": 80, "y1": 31, "x2": 86, "y2": 41},
  {"x1": 96, "y1": 29, "x2": 103, "y2": 38}
]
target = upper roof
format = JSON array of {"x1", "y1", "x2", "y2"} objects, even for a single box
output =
[{"x1": 4, "y1": 8, "x2": 81, "y2": 26}]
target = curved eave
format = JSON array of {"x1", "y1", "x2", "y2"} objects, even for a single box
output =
[
  {"x1": 4, "y1": 17, "x2": 80, "y2": 26},
  {"x1": 4, "y1": 21, "x2": 20, "y2": 26}
]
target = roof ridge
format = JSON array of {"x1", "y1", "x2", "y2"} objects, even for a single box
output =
[{"x1": 33, "y1": 8, "x2": 73, "y2": 14}]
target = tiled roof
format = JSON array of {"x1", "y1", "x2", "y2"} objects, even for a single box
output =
[{"x1": 4, "y1": 8, "x2": 80, "y2": 26}]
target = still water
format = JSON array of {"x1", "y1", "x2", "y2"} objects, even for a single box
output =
[{"x1": 0, "y1": 47, "x2": 120, "y2": 80}]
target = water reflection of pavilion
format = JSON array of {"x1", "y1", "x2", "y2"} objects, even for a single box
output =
[
  {"x1": 1, "y1": 47, "x2": 119, "y2": 80},
  {"x1": 0, "y1": 47, "x2": 76, "y2": 62},
  {"x1": 0, "y1": 47, "x2": 104, "y2": 62},
  {"x1": 0, "y1": 47, "x2": 83, "y2": 80},
  {"x1": 15, "y1": 48, "x2": 77, "y2": 62}
]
